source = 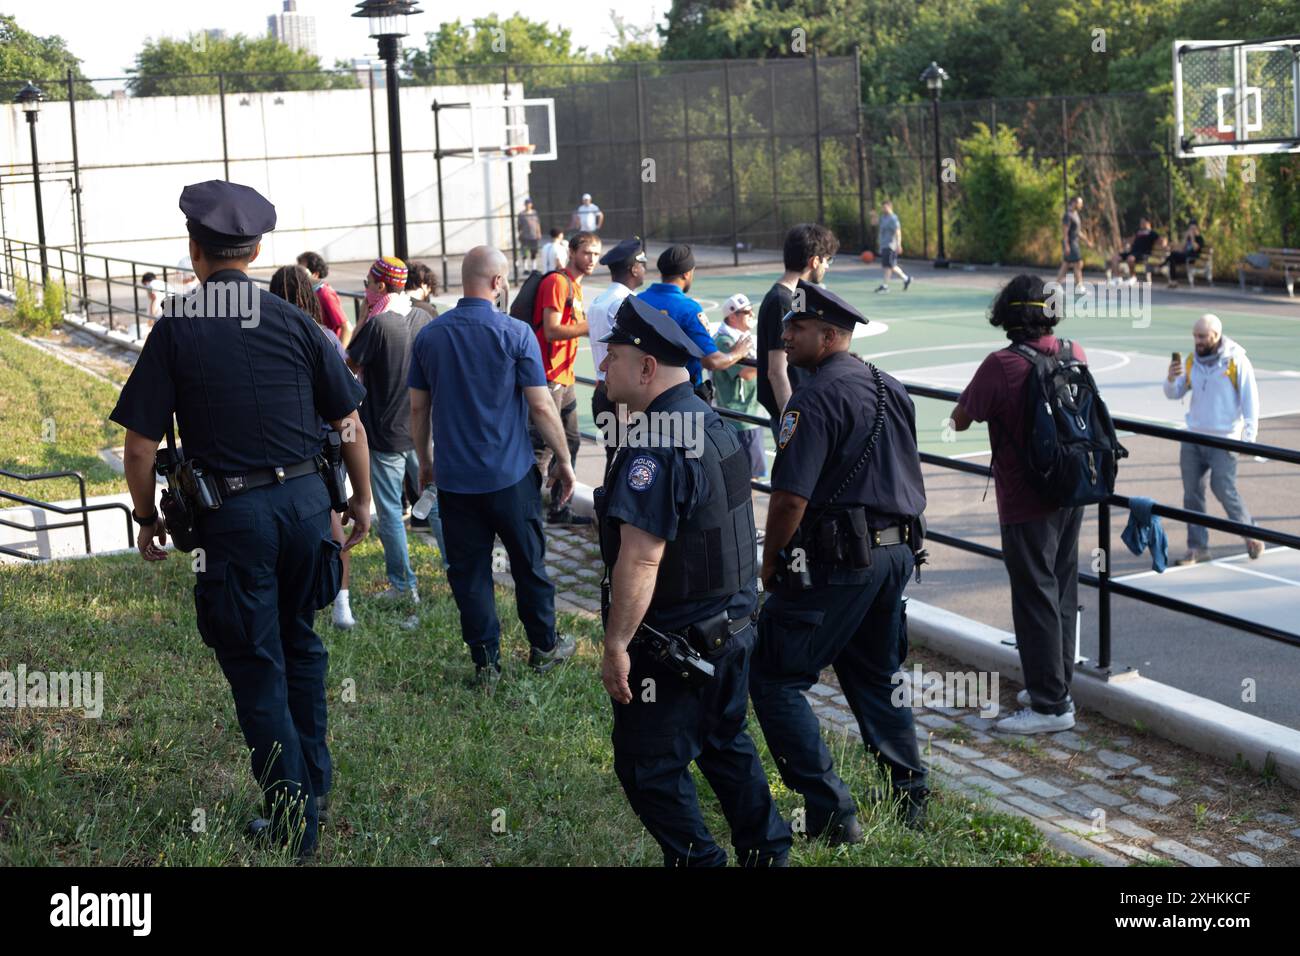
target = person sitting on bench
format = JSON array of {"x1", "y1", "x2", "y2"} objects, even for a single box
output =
[
  {"x1": 1161, "y1": 220, "x2": 1205, "y2": 286},
  {"x1": 1106, "y1": 217, "x2": 1159, "y2": 281}
]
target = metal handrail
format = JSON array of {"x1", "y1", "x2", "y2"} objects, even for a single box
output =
[
  {"x1": 0, "y1": 467, "x2": 134, "y2": 559},
  {"x1": 572, "y1": 367, "x2": 1300, "y2": 666}
]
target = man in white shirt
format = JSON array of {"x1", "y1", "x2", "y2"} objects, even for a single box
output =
[
  {"x1": 1163, "y1": 313, "x2": 1263, "y2": 564},
  {"x1": 541, "y1": 228, "x2": 569, "y2": 274},
  {"x1": 586, "y1": 237, "x2": 646, "y2": 471},
  {"x1": 571, "y1": 193, "x2": 604, "y2": 234}
]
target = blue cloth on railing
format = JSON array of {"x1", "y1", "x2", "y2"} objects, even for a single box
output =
[{"x1": 1121, "y1": 496, "x2": 1168, "y2": 573}]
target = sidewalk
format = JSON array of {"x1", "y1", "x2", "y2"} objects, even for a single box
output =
[{"x1": 523, "y1": 521, "x2": 1299, "y2": 867}]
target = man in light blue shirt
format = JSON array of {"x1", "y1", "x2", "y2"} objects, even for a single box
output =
[
  {"x1": 408, "y1": 246, "x2": 577, "y2": 685},
  {"x1": 874, "y1": 200, "x2": 912, "y2": 293},
  {"x1": 587, "y1": 237, "x2": 647, "y2": 471}
]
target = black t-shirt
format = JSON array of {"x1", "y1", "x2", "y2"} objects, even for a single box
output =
[
  {"x1": 756, "y1": 282, "x2": 808, "y2": 420},
  {"x1": 347, "y1": 308, "x2": 431, "y2": 452},
  {"x1": 1128, "y1": 229, "x2": 1158, "y2": 258},
  {"x1": 110, "y1": 270, "x2": 365, "y2": 472}
]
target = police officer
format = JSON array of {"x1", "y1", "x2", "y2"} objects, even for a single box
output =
[
  {"x1": 637, "y1": 243, "x2": 752, "y2": 399},
  {"x1": 587, "y1": 237, "x2": 647, "y2": 474},
  {"x1": 111, "y1": 180, "x2": 371, "y2": 861},
  {"x1": 595, "y1": 296, "x2": 791, "y2": 867},
  {"x1": 750, "y1": 281, "x2": 930, "y2": 841}
]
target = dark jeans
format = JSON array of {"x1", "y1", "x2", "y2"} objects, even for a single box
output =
[
  {"x1": 438, "y1": 468, "x2": 557, "y2": 667},
  {"x1": 193, "y1": 473, "x2": 338, "y2": 855},
  {"x1": 999, "y1": 507, "x2": 1084, "y2": 716},
  {"x1": 750, "y1": 544, "x2": 923, "y2": 830},
  {"x1": 735, "y1": 426, "x2": 767, "y2": 478},
  {"x1": 613, "y1": 623, "x2": 792, "y2": 867},
  {"x1": 1179, "y1": 443, "x2": 1254, "y2": 550}
]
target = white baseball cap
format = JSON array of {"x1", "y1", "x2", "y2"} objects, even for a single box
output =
[
  {"x1": 723, "y1": 293, "x2": 753, "y2": 316},
  {"x1": 582, "y1": 193, "x2": 592, "y2": 202}
]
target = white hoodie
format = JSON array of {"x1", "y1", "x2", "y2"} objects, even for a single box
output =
[{"x1": 1162, "y1": 336, "x2": 1259, "y2": 442}]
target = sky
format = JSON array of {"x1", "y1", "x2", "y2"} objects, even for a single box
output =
[{"x1": 9, "y1": 0, "x2": 674, "y2": 82}]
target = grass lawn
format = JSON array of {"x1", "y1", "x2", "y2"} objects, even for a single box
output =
[
  {"x1": 0, "y1": 533, "x2": 1080, "y2": 867},
  {"x1": 0, "y1": 325, "x2": 125, "y2": 501}
]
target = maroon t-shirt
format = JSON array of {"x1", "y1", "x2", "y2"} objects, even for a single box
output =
[{"x1": 957, "y1": 335, "x2": 1089, "y2": 525}]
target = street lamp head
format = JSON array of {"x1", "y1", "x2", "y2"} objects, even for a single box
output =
[
  {"x1": 15, "y1": 81, "x2": 44, "y2": 116},
  {"x1": 352, "y1": 0, "x2": 423, "y2": 40},
  {"x1": 920, "y1": 62, "x2": 949, "y2": 95}
]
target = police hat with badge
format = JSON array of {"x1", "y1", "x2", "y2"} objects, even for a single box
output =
[
  {"x1": 784, "y1": 279, "x2": 869, "y2": 331},
  {"x1": 599, "y1": 237, "x2": 647, "y2": 268},
  {"x1": 180, "y1": 180, "x2": 277, "y2": 256},
  {"x1": 601, "y1": 295, "x2": 704, "y2": 367}
]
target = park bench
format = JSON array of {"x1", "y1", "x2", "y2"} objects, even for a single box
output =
[{"x1": 1237, "y1": 247, "x2": 1300, "y2": 296}]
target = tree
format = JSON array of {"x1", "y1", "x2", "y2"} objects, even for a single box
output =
[
  {"x1": 0, "y1": 14, "x2": 97, "y2": 99},
  {"x1": 405, "y1": 15, "x2": 594, "y2": 85},
  {"x1": 607, "y1": 13, "x2": 662, "y2": 63},
  {"x1": 127, "y1": 34, "x2": 357, "y2": 96}
]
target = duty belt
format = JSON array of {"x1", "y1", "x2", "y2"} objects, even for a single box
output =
[
  {"x1": 216, "y1": 456, "x2": 321, "y2": 498},
  {"x1": 871, "y1": 524, "x2": 909, "y2": 547}
]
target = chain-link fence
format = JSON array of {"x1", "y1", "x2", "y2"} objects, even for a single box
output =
[{"x1": 862, "y1": 91, "x2": 1179, "y2": 268}]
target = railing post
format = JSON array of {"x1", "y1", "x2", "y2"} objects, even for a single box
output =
[
  {"x1": 132, "y1": 262, "x2": 141, "y2": 340},
  {"x1": 105, "y1": 256, "x2": 114, "y2": 331},
  {"x1": 1098, "y1": 500, "x2": 1112, "y2": 670}
]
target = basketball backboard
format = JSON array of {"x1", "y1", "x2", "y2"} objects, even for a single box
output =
[
  {"x1": 467, "y1": 97, "x2": 557, "y2": 164},
  {"x1": 1174, "y1": 36, "x2": 1300, "y2": 157}
]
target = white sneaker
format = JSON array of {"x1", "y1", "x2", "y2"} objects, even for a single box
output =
[
  {"x1": 995, "y1": 707, "x2": 1075, "y2": 735},
  {"x1": 332, "y1": 603, "x2": 356, "y2": 629},
  {"x1": 1016, "y1": 689, "x2": 1075, "y2": 712}
]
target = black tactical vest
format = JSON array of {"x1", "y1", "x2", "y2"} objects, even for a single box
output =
[{"x1": 597, "y1": 393, "x2": 756, "y2": 611}]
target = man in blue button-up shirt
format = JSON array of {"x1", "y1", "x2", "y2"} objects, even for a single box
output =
[
  {"x1": 637, "y1": 243, "x2": 752, "y2": 388},
  {"x1": 408, "y1": 246, "x2": 578, "y2": 685}
]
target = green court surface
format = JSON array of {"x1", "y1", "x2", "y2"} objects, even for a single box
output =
[{"x1": 567, "y1": 266, "x2": 1300, "y2": 468}]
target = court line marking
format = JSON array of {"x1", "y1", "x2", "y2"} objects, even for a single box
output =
[
  {"x1": 1215, "y1": 563, "x2": 1300, "y2": 588},
  {"x1": 1114, "y1": 547, "x2": 1295, "y2": 583}
]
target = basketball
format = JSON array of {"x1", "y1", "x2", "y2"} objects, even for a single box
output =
[{"x1": 861, "y1": 250, "x2": 876, "y2": 263}]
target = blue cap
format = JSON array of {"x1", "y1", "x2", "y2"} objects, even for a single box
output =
[
  {"x1": 599, "y1": 237, "x2": 646, "y2": 267},
  {"x1": 180, "y1": 180, "x2": 276, "y2": 248},
  {"x1": 601, "y1": 295, "x2": 704, "y2": 367},
  {"x1": 788, "y1": 279, "x2": 868, "y2": 331}
]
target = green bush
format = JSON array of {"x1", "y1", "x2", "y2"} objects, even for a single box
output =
[
  {"x1": 10, "y1": 278, "x2": 66, "y2": 335},
  {"x1": 949, "y1": 124, "x2": 1063, "y2": 266}
]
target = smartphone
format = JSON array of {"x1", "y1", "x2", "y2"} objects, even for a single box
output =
[{"x1": 1171, "y1": 351, "x2": 1181, "y2": 364}]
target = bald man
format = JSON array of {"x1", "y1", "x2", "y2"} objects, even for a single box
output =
[
  {"x1": 1164, "y1": 313, "x2": 1263, "y2": 564},
  {"x1": 409, "y1": 246, "x2": 578, "y2": 684}
]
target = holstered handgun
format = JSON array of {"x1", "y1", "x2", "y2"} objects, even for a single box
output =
[{"x1": 634, "y1": 623, "x2": 715, "y2": 688}]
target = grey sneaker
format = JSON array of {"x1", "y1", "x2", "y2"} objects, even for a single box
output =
[
  {"x1": 529, "y1": 634, "x2": 577, "y2": 673},
  {"x1": 1175, "y1": 549, "x2": 1210, "y2": 566},
  {"x1": 376, "y1": 585, "x2": 420, "y2": 604},
  {"x1": 1016, "y1": 690, "x2": 1075, "y2": 713}
]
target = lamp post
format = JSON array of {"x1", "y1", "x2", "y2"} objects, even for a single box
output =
[
  {"x1": 353, "y1": 0, "x2": 423, "y2": 261},
  {"x1": 920, "y1": 62, "x2": 950, "y2": 268},
  {"x1": 15, "y1": 81, "x2": 49, "y2": 283}
]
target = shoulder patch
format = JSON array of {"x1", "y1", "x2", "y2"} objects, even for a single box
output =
[
  {"x1": 778, "y1": 410, "x2": 800, "y2": 449},
  {"x1": 626, "y1": 455, "x2": 659, "y2": 492}
]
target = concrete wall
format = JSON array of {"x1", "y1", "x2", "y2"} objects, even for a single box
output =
[{"x1": 0, "y1": 83, "x2": 532, "y2": 273}]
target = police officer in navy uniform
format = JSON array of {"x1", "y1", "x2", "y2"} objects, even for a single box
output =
[
  {"x1": 111, "y1": 180, "x2": 372, "y2": 860},
  {"x1": 750, "y1": 280, "x2": 930, "y2": 842},
  {"x1": 595, "y1": 296, "x2": 792, "y2": 867}
]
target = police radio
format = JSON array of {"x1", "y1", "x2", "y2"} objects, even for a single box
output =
[{"x1": 154, "y1": 418, "x2": 221, "y2": 552}]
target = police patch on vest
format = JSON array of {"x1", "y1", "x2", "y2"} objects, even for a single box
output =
[
  {"x1": 627, "y1": 455, "x2": 659, "y2": 492},
  {"x1": 778, "y1": 410, "x2": 800, "y2": 449}
]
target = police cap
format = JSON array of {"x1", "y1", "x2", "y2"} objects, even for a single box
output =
[
  {"x1": 601, "y1": 295, "x2": 705, "y2": 367},
  {"x1": 599, "y1": 237, "x2": 647, "y2": 267},
  {"x1": 656, "y1": 243, "x2": 695, "y2": 277},
  {"x1": 180, "y1": 180, "x2": 277, "y2": 249},
  {"x1": 787, "y1": 279, "x2": 868, "y2": 331}
]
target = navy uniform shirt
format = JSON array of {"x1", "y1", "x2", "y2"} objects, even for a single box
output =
[
  {"x1": 600, "y1": 382, "x2": 757, "y2": 631},
  {"x1": 110, "y1": 270, "x2": 365, "y2": 472},
  {"x1": 771, "y1": 351, "x2": 927, "y2": 525}
]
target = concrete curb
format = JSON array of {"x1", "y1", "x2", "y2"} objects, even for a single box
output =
[
  {"x1": 62, "y1": 314, "x2": 144, "y2": 353},
  {"x1": 907, "y1": 598, "x2": 1300, "y2": 789}
]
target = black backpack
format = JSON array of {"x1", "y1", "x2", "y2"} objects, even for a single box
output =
[
  {"x1": 508, "y1": 269, "x2": 572, "y2": 330},
  {"x1": 1010, "y1": 340, "x2": 1127, "y2": 508}
]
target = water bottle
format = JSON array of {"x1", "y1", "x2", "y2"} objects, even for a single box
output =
[{"x1": 411, "y1": 485, "x2": 438, "y2": 521}]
